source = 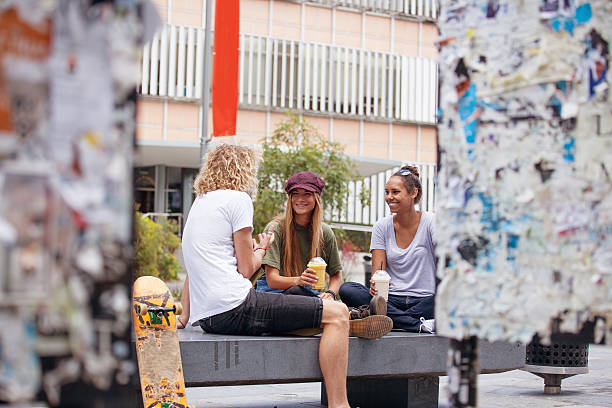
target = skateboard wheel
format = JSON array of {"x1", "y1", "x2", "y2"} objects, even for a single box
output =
[
  {"x1": 136, "y1": 304, "x2": 148, "y2": 315},
  {"x1": 174, "y1": 303, "x2": 183, "y2": 315}
]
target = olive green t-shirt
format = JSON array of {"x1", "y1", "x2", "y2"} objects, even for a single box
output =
[{"x1": 260, "y1": 220, "x2": 342, "y2": 279}]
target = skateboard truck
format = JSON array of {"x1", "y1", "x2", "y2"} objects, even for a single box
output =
[{"x1": 134, "y1": 303, "x2": 183, "y2": 319}]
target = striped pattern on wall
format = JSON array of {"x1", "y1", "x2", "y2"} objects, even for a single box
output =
[
  {"x1": 140, "y1": 25, "x2": 439, "y2": 125},
  {"x1": 328, "y1": 163, "x2": 436, "y2": 228},
  {"x1": 301, "y1": 0, "x2": 438, "y2": 20},
  {"x1": 239, "y1": 34, "x2": 438, "y2": 123}
]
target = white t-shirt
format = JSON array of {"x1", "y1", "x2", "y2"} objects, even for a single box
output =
[
  {"x1": 181, "y1": 189, "x2": 254, "y2": 324},
  {"x1": 370, "y1": 212, "x2": 436, "y2": 297}
]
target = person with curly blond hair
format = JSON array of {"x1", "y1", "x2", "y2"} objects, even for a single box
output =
[
  {"x1": 192, "y1": 143, "x2": 260, "y2": 196},
  {"x1": 177, "y1": 144, "x2": 352, "y2": 408}
]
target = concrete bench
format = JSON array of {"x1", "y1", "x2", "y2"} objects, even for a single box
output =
[{"x1": 179, "y1": 326, "x2": 526, "y2": 407}]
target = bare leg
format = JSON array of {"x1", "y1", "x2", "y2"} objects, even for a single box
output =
[
  {"x1": 319, "y1": 299, "x2": 350, "y2": 408},
  {"x1": 177, "y1": 275, "x2": 190, "y2": 329}
]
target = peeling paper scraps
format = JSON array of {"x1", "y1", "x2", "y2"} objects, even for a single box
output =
[
  {"x1": 0, "y1": 1, "x2": 161, "y2": 405},
  {"x1": 0, "y1": 311, "x2": 41, "y2": 403},
  {"x1": 436, "y1": 0, "x2": 612, "y2": 343},
  {"x1": 0, "y1": 4, "x2": 52, "y2": 157},
  {"x1": 579, "y1": 29, "x2": 609, "y2": 101}
]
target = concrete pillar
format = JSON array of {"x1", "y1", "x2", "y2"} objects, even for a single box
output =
[{"x1": 182, "y1": 171, "x2": 195, "y2": 224}]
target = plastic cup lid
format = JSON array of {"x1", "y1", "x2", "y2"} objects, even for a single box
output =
[
  {"x1": 372, "y1": 270, "x2": 390, "y2": 281},
  {"x1": 308, "y1": 257, "x2": 326, "y2": 266}
]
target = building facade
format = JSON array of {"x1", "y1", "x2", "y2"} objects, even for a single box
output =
[{"x1": 135, "y1": 0, "x2": 439, "y2": 230}]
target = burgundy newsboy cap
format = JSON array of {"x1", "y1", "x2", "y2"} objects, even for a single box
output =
[{"x1": 284, "y1": 171, "x2": 325, "y2": 195}]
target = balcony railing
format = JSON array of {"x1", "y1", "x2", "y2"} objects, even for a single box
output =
[
  {"x1": 294, "y1": 0, "x2": 438, "y2": 20},
  {"x1": 140, "y1": 26, "x2": 438, "y2": 125}
]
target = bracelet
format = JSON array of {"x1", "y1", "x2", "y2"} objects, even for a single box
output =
[
  {"x1": 325, "y1": 289, "x2": 336, "y2": 298},
  {"x1": 254, "y1": 247, "x2": 267, "y2": 253}
]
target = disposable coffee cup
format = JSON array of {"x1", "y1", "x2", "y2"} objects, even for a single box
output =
[
  {"x1": 372, "y1": 270, "x2": 390, "y2": 301},
  {"x1": 307, "y1": 257, "x2": 327, "y2": 291}
]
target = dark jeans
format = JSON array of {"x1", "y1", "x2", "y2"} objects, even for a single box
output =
[
  {"x1": 197, "y1": 289, "x2": 323, "y2": 335},
  {"x1": 282, "y1": 285, "x2": 319, "y2": 297},
  {"x1": 339, "y1": 281, "x2": 434, "y2": 332},
  {"x1": 256, "y1": 279, "x2": 321, "y2": 297}
]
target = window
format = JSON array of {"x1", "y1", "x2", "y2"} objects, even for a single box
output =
[{"x1": 134, "y1": 166, "x2": 155, "y2": 213}]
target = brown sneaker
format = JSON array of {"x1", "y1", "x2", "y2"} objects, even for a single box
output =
[
  {"x1": 349, "y1": 305, "x2": 371, "y2": 320},
  {"x1": 349, "y1": 315, "x2": 393, "y2": 339},
  {"x1": 369, "y1": 295, "x2": 387, "y2": 316},
  {"x1": 349, "y1": 295, "x2": 387, "y2": 320}
]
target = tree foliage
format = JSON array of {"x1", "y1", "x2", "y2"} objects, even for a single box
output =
[
  {"x1": 134, "y1": 212, "x2": 181, "y2": 281},
  {"x1": 253, "y1": 112, "x2": 370, "y2": 233}
]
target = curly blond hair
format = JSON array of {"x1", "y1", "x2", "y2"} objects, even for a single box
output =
[{"x1": 193, "y1": 144, "x2": 261, "y2": 195}]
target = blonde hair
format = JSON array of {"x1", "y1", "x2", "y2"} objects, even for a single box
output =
[
  {"x1": 275, "y1": 193, "x2": 324, "y2": 277},
  {"x1": 193, "y1": 144, "x2": 260, "y2": 195}
]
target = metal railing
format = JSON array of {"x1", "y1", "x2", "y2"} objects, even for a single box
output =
[
  {"x1": 294, "y1": 0, "x2": 438, "y2": 20},
  {"x1": 139, "y1": 25, "x2": 439, "y2": 125},
  {"x1": 139, "y1": 165, "x2": 436, "y2": 235}
]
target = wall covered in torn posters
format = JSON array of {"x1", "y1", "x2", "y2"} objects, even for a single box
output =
[
  {"x1": 436, "y1": 0, "x2": 612, "y2": 344},
  {"x1": 0, "y1": 0, "x2": 159, "y2": 404}
]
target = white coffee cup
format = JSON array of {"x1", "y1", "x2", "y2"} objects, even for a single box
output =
[{"x1": 372, "y1": 270, "x2": 391, "y2": 301}]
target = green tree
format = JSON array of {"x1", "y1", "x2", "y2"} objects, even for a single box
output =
[
  {"x1": 133, "y1": 212, "x2": 181, "y2": 281},
  {"x1": 253, "y1": 112, "x2": 370, "y2": 233}
]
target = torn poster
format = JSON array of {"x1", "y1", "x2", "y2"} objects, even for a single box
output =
[
  {"x1": 0, "y1": 2, "x2": 51, "y2": 158},
  {"x1": 436, "y1": 0, "x2": 612, "y2": 344},
  {"x1": 0, "y1": 0, "x2": 160, "y2": 405}
]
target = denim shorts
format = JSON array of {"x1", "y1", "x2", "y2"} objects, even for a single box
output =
[{"x1": 198, "y1": 289, "x2": 323, "y2": 335}]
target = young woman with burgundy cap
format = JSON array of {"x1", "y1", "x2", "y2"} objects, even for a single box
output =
[
  {"x1": 256, "y1": 171, "x2": 343, "y2": 300},
  {"x1": 257, "y1": 171, "x2": 393, "y2": 338}
]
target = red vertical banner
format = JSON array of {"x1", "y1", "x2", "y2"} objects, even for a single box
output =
[{"x1": 212, "y1": 0, "x2": 240, "y2": 137}]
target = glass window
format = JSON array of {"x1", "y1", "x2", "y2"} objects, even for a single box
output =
[
  {"x1": 167, "y1": 167, "x2": 182, "y2": 190},
  {"x1": 134, "y1": 166, "x2": 155, "y2": 189},
  {"x1": 166, "y1": 167, "x2": 182, "y2": 213},
  {"x1": 134, "y1": 167, "x2": 155, "y2": 213}
]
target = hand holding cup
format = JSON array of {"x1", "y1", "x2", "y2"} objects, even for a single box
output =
[
  {"x1": 371, "y1": 269, "x2": 391, "y2": 300},
  {"x1": 298, "y1": 268, "x2": 319, "y2": 287},
  {"x1": 369, "y1": 279, "x2": 378, "y2": 297}
]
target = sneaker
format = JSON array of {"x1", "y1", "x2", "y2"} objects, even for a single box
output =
[
  {"x1": 349, "y1": 315, "x2": 393, "y2": 339},
  {"x1": 419, "y1": 317, "x2": 435, "y2": 333},
  {"x1": 369, "y1": 295, "x2": 387, "y2": 316},
  {"x1": 349, "y1": 305, "x2": 371, "y2": 320},
  {"x1": 348, "y1": 295, "x2": 388, "y2": 320}
]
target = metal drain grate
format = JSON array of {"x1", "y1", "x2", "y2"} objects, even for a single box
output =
[{"x1": 526, "y1": 341, "x2": 589, "y2": 367}]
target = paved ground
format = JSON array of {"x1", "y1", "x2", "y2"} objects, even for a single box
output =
[{"x1": 184, "y1": 344, "x2": 612, "y2": 408}]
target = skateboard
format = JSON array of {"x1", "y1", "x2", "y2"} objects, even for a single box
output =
[{"x1": 132, "y1": 276, "x2": 191, "y2": 408}]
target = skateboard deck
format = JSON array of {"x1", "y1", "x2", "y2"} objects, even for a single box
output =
[{"x1": 132, "y1": 276, "x2": 189, "y2": 408}]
